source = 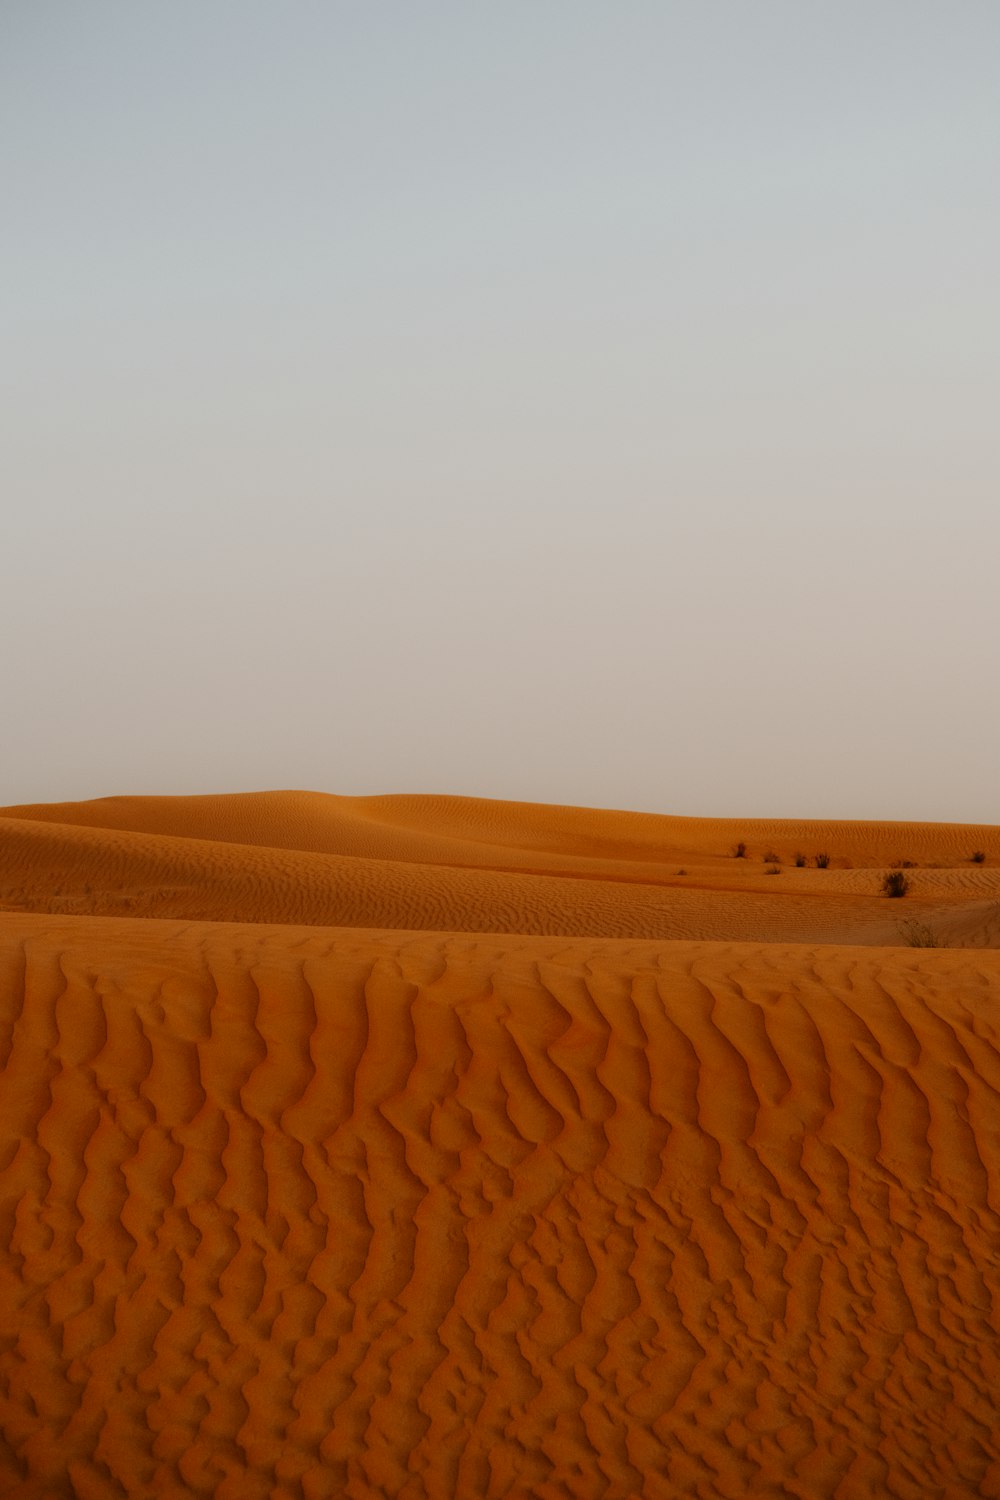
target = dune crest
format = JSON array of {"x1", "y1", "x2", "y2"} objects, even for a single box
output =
[{"x1": 1, "y1": 791, "x2": 998, "y2": 946}]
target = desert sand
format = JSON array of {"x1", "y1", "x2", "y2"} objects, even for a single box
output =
[{"x1": 1, "y1": 791, "x2": 999, "y2": 1497}]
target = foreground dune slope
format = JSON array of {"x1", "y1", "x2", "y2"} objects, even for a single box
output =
[{"x1": 1, "y1": 912, "x2": 999, "y2": 1499}]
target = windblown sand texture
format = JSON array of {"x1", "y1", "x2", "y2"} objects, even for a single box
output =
[
  {"x1": 2, "y1": 793, "x2": 999, "y2": 1497},
  {"x1": 3, "y1": 791, "x2": 1000, "y2": 945}
]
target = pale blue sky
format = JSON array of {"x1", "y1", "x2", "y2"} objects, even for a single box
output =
[{"x1": 3, "y1": 3, "x2": 998, "y2": 819}]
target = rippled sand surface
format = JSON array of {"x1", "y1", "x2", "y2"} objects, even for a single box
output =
[{"x1": 1, "y1": 793, "x2": 998, "y2": 1496}]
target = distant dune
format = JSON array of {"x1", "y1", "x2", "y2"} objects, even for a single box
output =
[
  {"x1": 2, "y1": 790, "x2": 999, "y2": 945},
  {"x1": 1, "y1": 792, "x2": 999, "y2": 1496}
]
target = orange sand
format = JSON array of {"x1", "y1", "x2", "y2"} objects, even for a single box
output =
[
  {"x1": 2, "y1": 791, "x2": 999, "y2": 945},
  {"x1": 1, "y1": 792, "x2": 999, "y2": 1497}
]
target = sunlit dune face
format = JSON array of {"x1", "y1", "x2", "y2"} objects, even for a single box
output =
[{"x1": 1, "y1": 791, "x2": 999, "y2": 945}]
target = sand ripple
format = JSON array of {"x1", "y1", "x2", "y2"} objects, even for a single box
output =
[{"x1": 2, "y1": 913, "x2": 998, "y2": 1497}]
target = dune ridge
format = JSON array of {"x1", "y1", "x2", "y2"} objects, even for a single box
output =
[
  {"x1": 1, "y1": 912, "x2": 999, "y2": 1497},
  {"x1": 2, "y1": 792, "x2": 999, "y2": 947},
  {"x1": 4, "y1": 789, "x2": 999, "y2": 871}
]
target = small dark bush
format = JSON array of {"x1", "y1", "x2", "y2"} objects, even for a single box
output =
[
  {"x1": 794, "y1": 853, "x2": 807, "y2": 867},
  {"x1": 676, "y1": 868, "x2": 686, "y2": 876},
  {"x1": 972, "y1": 851, "x2": 986, "y2": 864},
  {"x1": 815, "y1": 852, "x2": 830, "y2": 869},
  {"x1": 733, "y1": 842, "x2": 747, "y2": 859},
  {"x1": 763, "y1": 851, "x2": 780, "y2": 864},
  {"x1": 765, "y1": 864, "x2": 781, "y2": 875},
  {"x1": 883, "y1": 870, "x2": 910, "y2": 898}
]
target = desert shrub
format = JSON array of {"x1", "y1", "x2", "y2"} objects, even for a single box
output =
[
  {"x1": 815, "y1": 852, "x2": 830, "y2": 869},
  {"x1": 733, "y1": 842, "x2": 747, "y2": 859},
  {"x1": 899, "y1": 918, "x2": 941, "y2": 948},
  {"x1": 883, "y1": 870, "x2": 910, "y2": 898},
  {"x1": 971, "y1": 850, "x2": 986, "y2": 864},
  {"x1": 676, "y1": 868, "x2": 686, "y2": 876},
  {"x1": 763, "y1": 850, "x2": 780, "y2": 864},
  {"x1": 765, "y1": 864, "x2": 781, "y2": 875},
  {"x1": 794, "y1": 853, "x2": 807, "y2": 867}
]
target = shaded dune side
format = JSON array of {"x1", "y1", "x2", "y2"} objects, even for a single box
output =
[
  {"x1": 3, "y1": 816, "x2": 1000, "y2": 946},
  {"x1": 1, "y1": 913, "x2": 999, "y2": 1499}
]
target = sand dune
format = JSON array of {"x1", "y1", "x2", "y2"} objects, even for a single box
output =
[
  {"x1": 2, "y1": 792, "x2": 999, "y2": 946},
  {"x1": 1, "y1": 912, "x2": 999, "y2": 1497},
  {"x1": 1, "y1": 790, "x2": 999, "y2": 1496},
  {"x1": 4, "y1": 788, "x2": 999, "y2": 873}
]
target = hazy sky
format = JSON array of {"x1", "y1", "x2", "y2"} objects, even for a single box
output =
[{"x1": 3, "y1": 3, "x2": 998, "y2": 820}]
